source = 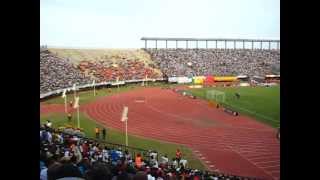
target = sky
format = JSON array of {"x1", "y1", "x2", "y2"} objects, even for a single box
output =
[{"x1": 40, "y1": 0, "x2": 280, "y2": 48}]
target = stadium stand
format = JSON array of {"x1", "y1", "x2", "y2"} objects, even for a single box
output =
[
  {"x1": 40, "y1": 50, "x2": 92, "y2": 94},
  {"x1": 145, "y1": 49, "x2": 280, "y2": 77},
  {"x1": 77, "y1": 60, "x2": 161, "y2": 83},
  {"x1": 40, "y1": 48, "x2": 280, "y2": 94}
]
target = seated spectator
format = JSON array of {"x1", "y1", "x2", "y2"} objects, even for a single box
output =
[
  {"x1": 85, "y1": 162, "x2": 112, "y2": 180},
  {"x1": 135, "y1": 153, "x2": 143, "y2": 169}
]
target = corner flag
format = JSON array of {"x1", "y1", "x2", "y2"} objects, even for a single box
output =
[
  {"x1": 121, "y1": 106, "x2": 128, "y2": 122},
  {"x1": 73, "y1": 97, "x2": 79, "y2": 109},
  {"x1": 62, "y1": 89, "x2": 67, "y2": 98},
  {"x1": 72, "y1": 84, "x2": 76, "y2": 91}
]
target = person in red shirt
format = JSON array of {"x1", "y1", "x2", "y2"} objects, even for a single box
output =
[
  {"x1": 176, "y1": 149, "x2": 182, "y2": 165},
  {"x1": 135, "y1": 153, "x2": 143, "y2": 169}
]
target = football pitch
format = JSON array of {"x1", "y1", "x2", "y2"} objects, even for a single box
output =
[{"x1": 187, "y1": 86, "x2": 280, "y2": 128}]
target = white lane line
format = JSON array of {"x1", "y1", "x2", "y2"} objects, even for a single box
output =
[{"x1": 260, "y1": 164, "x2": 280, "y2": 169}]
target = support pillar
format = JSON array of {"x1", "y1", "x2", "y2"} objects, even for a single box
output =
[
  {"x1": 216, "y1": 40, "x2": 218, "y2": 49},
  {"x1": 145, "y1": 40, "x2": 147, "y2": 49},
  {"x1": 234, "y1": 41, "x2": 236, "y2": 49},
  {"x1": 243, "y1": 40, "x2": 245, "y2": 49},
  {"x1": 196, "y1": 41, "x2": 198, "y2": 49},
  {"x1": 225, "y1": 40, "x2": 227, "y2": 49},
  {"x1": 252, "y1": 41, "x2": 254, "y2": 50},
  {"x1": 206, "y1": 40, "x2": 208, "y2": 49},
  {"x1": 176, "y1": 40, "x2": 178, "y2": 49},
  {"x1": 260, "y1": 41, "x2": 262, "y2": 50},
  {"x1": 269, "y1": 41, "x2": 271, "y2": 50},
  {"x1": 166, "y1": 40, "x2": 168, "y2": 49},
  {"x1": 277, "y1": 42, "x2": 279, "y2": 50},
  {"x1": 155, "y1": 40, "x2": 157, "y2": 49},
  {"x1": 186, "y1": 40, "x2": 188, "y2": 49}
]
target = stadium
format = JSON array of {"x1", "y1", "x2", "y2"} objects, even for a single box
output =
[{"x1": 40, "y1": 37, "x2": 280, "y2": 180}]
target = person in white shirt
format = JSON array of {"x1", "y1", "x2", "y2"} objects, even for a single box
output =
[
  {"x1": 160, "y1": 155, "x2": 169, "y2": 165},
  {"x1": 46, "y1": 120, "x2": 52, "y2": 128},
  {"x1": 47, "y1": 132, "x2": 52, "y2": 143},
  {"x1": 179, "y1": 159, "x2": 188, "y2": 168}
]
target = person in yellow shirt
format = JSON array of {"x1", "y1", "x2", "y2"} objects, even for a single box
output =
[{"x1": 95, "y1": 127, "x2": 100, "y2": 139}]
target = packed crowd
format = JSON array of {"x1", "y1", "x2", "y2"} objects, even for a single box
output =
[
  {"x1": 77, "y1": 60, "x2": 162, "y2": 83},
  {"x1": 145, "y1": 49, "x2": 280, "y2": 77},
  {"x1": 40, "y1": 50, "x2": 92, "y2": 94},
  {"x1": 40, "y1": 125, "x2": 258, "y2": 180},
  {"x1": 40, "y1": 48, "x2": 280, "y2": 94}
]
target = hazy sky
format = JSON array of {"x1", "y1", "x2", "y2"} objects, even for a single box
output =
[{"x1": 40, "y1": 0, "x2": 280, "y2": 48}]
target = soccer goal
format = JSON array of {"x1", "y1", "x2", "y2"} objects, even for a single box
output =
[{"x1": 206, "y1": 90, "x2": 226, "y2": 104}]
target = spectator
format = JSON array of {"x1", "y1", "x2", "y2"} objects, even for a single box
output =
[
  {"x1": 175, "y1": 149, "x2": 182, "y2": 165},
  {"x1": 102, "y1": 128, "x2": 107, "y2": 140},
  {"x1": 135, "y1": 153, "x2": 143, "y2": 169},
  {"x1": 67, "y1": 113, "x2": 72, "y2": 123},
  {"x1": 46, "y1": 120, "x2": 52, "y2": 128},
  {"x1": 85, "y1": 162, "x2": 112, "y2": 180},
  {"x1": 95, "y1": 127, "x2": 100, "y2": 139}
]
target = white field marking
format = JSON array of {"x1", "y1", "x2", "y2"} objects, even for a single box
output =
[
  {"x1": 269, "y1": 169, "x2": 280, "y2": 173},
  {"x1": 255, "y1": 161, "x2": 280, "y2": 166},
  {"x1": 245, "y1": 154, "x2": 280, "y2": 159},
  {"x1": 222, "y1": 101, "x2": 279, "y2": 123},
  {"x1": 146, "y1": 96, "x2": 276, "y2": 132},
  {"x1": 248, "y1": 156, "x2": 280, "y2": 161},
  {"x1": 223, "y1": 140, "x2": 277, "y2": 180},
  {"x1": 234, "y1": 153, "x2": 277, "y2": 180},
  {"x1": 256, "y1": 160, "x2": 280, "y2": 165},
  {"x1": 193, "y1": 96, "x2": 279, "y2": 124},
  {"x1": 260, "y1": 164, "x2": 280, "y2": 169}
]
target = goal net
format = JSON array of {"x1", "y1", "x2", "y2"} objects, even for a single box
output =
[{"x1": 206, "y1": 90, "x2": 226, "y2": 104}]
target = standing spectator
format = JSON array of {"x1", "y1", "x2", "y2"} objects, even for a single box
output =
[
  {"x1": 46, "y1": 120, "x2": 52, "y2": 128},
  {"x1": 67, "y1": 113, "x2": 72, "y2": 123},
  {"x1": 69, "y1": 101, "x2": 73, "y2": 109},
  {"x1": 176, "y1": 149, "x2": 182, "y2": 165},
  {"x1": 102, "y1": 128, "x2": 106, "y2": 140},
  {"x1": 135, "y1": 153, "x2": 143, "y2": 169},
  {"x1": 95, "y1": 127, "x2": 100, "y2": 139}
]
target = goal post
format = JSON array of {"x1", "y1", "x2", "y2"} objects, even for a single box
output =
[{"x1": 206, "y1": 90, "x2": 226, "y2": 104}]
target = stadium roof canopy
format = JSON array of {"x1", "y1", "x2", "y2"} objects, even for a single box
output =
[{"x1": 141, "y1": 37, "x2": 280, "y2": 42}]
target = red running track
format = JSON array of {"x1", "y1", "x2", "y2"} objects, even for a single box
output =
[{"x1": 40, "y1": 87, "x2": 280, "y2": 180}]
